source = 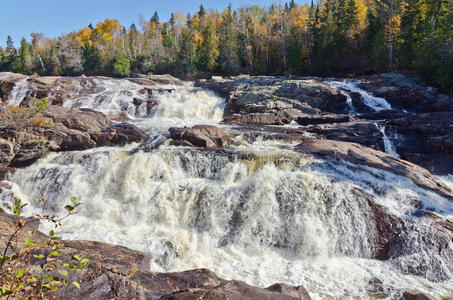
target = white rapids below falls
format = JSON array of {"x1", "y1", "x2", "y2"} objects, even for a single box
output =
[{"x1": 1, "y1": 78, "x2": 453, "y2": 299}]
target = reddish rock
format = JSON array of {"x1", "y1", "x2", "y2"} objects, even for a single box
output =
[{"x1": 169, "y1": 125, "x2": 232, "y2": 148}]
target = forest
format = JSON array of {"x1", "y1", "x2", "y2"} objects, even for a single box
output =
[{"x1": 0, "y1": 0, "x2": 452, "y2": 90}]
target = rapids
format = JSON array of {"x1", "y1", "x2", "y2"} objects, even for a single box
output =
[
  {"x1": 1, "y1": 77, "x2": 453, "y2": 299},
  {"x1": 325, "y1": 79, "x2": 392, "y2": 112}
]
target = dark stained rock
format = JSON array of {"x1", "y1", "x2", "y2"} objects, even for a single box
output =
[
  {"x1": 0, "y1": 139, "x2": 18, "y2": 166},
  {"x1": 358, "y1": 73, "x2": 453, "y2": 113},
  {"x1": 169, "y1": 125, "x2": 232, "y2": 148},
  {"x1": 402, "y1": 291, "x2": 436, "y2": 300},
  {"x1": 297, "y1": 114, "x2": 352, "y2": 126}
]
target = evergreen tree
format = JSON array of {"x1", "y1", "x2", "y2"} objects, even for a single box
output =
[
  {"x1": 151, "y1": 11, "x2": 160, "y2": 24},
  {"x1": 201, "y1": 19, "x2": 219, "y2": 73},
  {"x1": 14, "y1": 38, "x2": 33, "y2": 74},
  {"x1": 82, "y1": 44, "x2": 101, "y2": 75},
  {"x1": 113, "y1": 48, "x2": 131, "y2": 77},
  {"x1": 179, "y1": 28, "x2": 196, "y2": 76},
  {"x1": 199, "y1": 4, "x2": 206, "y2": 18},
  {"x1": 219, "y1": 4, "x2": 239, "y2": 75}
]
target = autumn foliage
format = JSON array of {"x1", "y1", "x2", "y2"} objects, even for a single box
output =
[{"x1": 0, "y1": 1, "x2": 452, "y2": 89}]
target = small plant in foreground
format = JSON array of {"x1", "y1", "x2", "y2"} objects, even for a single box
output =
[{"x1": 0, "y1": 197, "x2": 89, "y2": 299}]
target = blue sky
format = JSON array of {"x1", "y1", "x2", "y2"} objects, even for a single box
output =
[{"x1": 0, "y1": 0, "x2": 307, "y2": 47}]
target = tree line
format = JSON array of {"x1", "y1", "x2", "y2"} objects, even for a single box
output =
[{"x1": 0, "y1": 0, "x2": 452, "y2": 90}]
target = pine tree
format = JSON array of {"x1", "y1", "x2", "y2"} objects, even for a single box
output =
[
  {"x1": 82, "y1": 44, "x2": 101, "y2": 75},
  {"x1": 179, "y1": 28, "x2": 196, "y2": 76},
  {"x1": 113, "y1": 48, "x2": 131, "y2": 77},
  {"x1": 15, "y1": 38, "x2": 33, "y2": 74},
  {"x1": 199, "y1": 5, "x2": 206, "y2": 18},
  {"x1": 219, "y1": 4, "x2": 239, "y2": 75},
  {"x1": 151, "y1": 11, "x2": 160, "y2": 24},
  {"x1": 6, "y1": 36, "x2": 15, "y2": 53},
  {"x1": 201, "y1": 19, "x2": 219, "y2": 73}
]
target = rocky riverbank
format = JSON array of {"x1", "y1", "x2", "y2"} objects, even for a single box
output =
[{"x1": 1, "y1": 72, "x2": 452, "y2": 299}]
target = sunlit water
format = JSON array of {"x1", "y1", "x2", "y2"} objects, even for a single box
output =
[{"x1": 1, "y1": 76, "x2": 453, "y2": 299}]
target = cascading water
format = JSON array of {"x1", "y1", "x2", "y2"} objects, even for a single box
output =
[
  {"x1": 6, "y1": 77, "x2": 30, "y2": 106},
  {"x1": 378, "y1": 125, "x2": 400, "y2": 158},
  {"x1": 1, "y1": 77, "x2": 453, "y2": 299},
  {"x1": 326, "y1": 79, "x2": 392, "y2": 112},
  {"x1": 1, "y1": 142, "x2": 453, "y2": 298},
  {"x1": 62, "y1": 78, "x2": 225, "y2": 131}
]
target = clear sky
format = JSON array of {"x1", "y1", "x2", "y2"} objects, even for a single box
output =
[{"x1": 0, "y1": 0, "x2": 306, "y2": 47}]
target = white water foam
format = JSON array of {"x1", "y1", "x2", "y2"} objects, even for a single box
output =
[
  {"x1": 378, "y1": 125, "x2": 400, "y2": 158},
  {"x1": 2, "y1": 76, "x2": 453, "y2": 299},
  {"x1": 62, "y1": 79, "x2": 225, "y2": 131},
  {"x1": 1, "y1": 141, "x2": 452, "y2": 299},
  {"x1": 326, "y1": 79, "x2": 392, "y2": 112},
  {"x1": 7, "y1": 77, "x2": 30, "y2": 106}
]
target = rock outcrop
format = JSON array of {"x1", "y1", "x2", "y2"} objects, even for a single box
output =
[
  {"x1": 196, "y1": 76, "x2": 348, "y2": 125},
  {"x1": 0, "y1": 105, "x2": 147, "y2": 167},
  {"x1": 358, "y1": 73, "x2": 453, "y2": 113},
  {"x1": 0, "y1": 72, "x2": 182, "y2": 107}
]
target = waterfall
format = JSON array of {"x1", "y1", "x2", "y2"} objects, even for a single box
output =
[
  {"x1": 63, "y1": 79, "x2": 225, "y2": 130},
  {"x1": 326, "y1": 79, "x2": 392, "y2": 112},
  {"x1": 1, "y1": 77, "x2": 453, "y2": 299},
  {"x1": 325, "y1": 80, "x2": 358, "y2": 113},
  {"x1": 7, "y1": 77, "x2": 30, "y2": 106},
  {"x1": 1, "y1": 141, "x2": 453, "y2": 298},
  {"x1": 378, "y1": 125, "x2": 400, "y2": 158}
]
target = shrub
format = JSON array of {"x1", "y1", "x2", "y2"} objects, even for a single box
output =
[
  {"x1": 0, "y1": 97, "x2": 51, "y2": 130},
  {"x1": 0, "y1": 197, "x2": 88, "y2": 299}
]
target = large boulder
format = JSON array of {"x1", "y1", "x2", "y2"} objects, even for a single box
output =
[{"x1": 169, "y1": 125, "x2": 232, "y2": 148}]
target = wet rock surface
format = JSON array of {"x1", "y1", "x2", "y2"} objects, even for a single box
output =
[
  {"x1": 0, "y1": 72, "x2": 181, "y2": 107},
  {"x1": 295, "y1": 138, "x2": 453, "y2": 200},
  {"x1": 0, "y1": 210, "x2": 311, "y2": 300},
  {"x1": 1, "y1": 72, "x2": 453, "y2": 298}
]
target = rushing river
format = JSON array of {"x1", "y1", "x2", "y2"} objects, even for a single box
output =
[{"x1": 1, "y1": 77, "x2": 453, "y2": 299}]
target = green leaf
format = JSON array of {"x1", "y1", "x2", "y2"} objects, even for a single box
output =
[
  {"x1": 16, "y1": 269, "x2": 24, "y2": 278},
  {"x1": 73, "y1": 254, "x2": 81, "y2": 261},
  {"x1": 59, "y1": 270, "x2": 68, "y2": 277},
  {"x1": 64, "y1": 205, "x2": 74, "y2": 212},
  {"x1": 24, "y1": 238, "x2": 31, "y2": 244},
  {"x1": 49, "y1": 230, "x2": 55, "y2": 237},
  {"x1": 72, "y1": 281, "x2": 81, "y2": 290},
  {"x1": 71, "y1": 196, "x2": 77, "y2": 204},
  {"x1": 80, "y1": 258, "x2": 90, "y2": 265},
  {"x1": 49, "y1": 251, "x2": 60, "y2": 257}
]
